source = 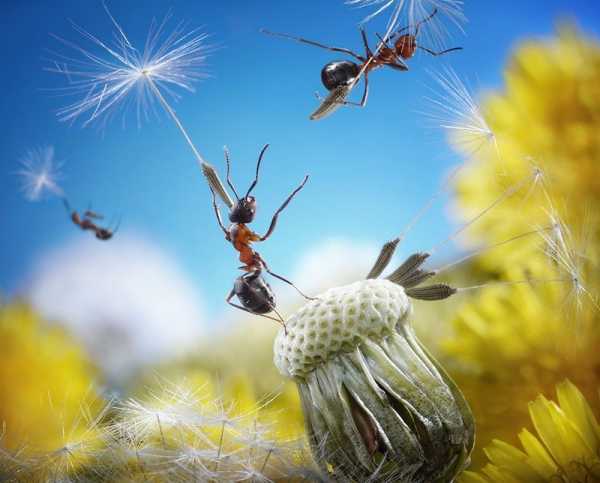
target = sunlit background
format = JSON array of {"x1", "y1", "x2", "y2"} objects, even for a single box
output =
[{"x1": 1, "y1": 0, "x2": 600, "y2": 481}]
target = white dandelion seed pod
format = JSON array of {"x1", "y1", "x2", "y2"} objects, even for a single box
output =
[
  {"x1": 274, "y1": 279, "x2": 411, "y2": 379},
  {"x1": 273, "y1": 277, "x2": 474, "y2": 482}
]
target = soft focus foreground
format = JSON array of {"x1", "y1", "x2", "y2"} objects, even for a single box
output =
[{"x1": 442, "y1": 27, "x2": 600, "y2": 474}]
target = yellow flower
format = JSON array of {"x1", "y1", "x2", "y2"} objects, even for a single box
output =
[
  {"x1": 460, "y1": 380, "x2": 600, "y2": 482},
  {"x1": 0, "y1": 303, "x2": 106, "y2": 480}
]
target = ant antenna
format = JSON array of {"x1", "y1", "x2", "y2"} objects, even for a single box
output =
[
  {"x1": 246, "y1": 144, "x2": 270, "y2": 198},
  {"x1": 415, "y1": 8, "x2": 438, "y2": 36},
  {"x1": 387, "y1": 7, "x2": 439, "y2": 41},
  {"x1": 223, "y1": 146, "x2": 241, "y2": 201}
]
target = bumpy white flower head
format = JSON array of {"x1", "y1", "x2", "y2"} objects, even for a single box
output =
[
  {"x1": 272, "y1": 242, "x2": 473, "y2": 482},
  {"x1": 274, "y1": 279, "x2": 410, "y2": 378}
]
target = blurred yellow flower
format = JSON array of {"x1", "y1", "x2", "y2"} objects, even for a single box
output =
[
  {"x1": 452, "y1": 26, "x2": 600, "y2": 269},
  {"x1": 460, "y1": 380, "x2": 600, "y2": 482},
  {"x1": 441, "y1": 27, "x2": 600, "y2": 470},
  {"x1": 0, "y1": 303, "x2": 105, "y2": 479}
]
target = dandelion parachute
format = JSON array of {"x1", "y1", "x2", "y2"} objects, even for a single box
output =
[
  {"x1": 47, "y1": 2, "x2": 234, "y2": 207},
  {"x1": 17, "y1": 146, "x2": 64, "y2": 202},
  {"x1": 346, "y1": 0, "x2": 465, "y2": 49}
]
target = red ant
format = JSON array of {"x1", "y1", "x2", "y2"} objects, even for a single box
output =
[
  {"x1": 209, "y1": 144, "x2": 313, "y2": 331},
  {"x1": 62, "y1": 199, "x2": 119, "y2": 241},
  {"x1": 262, "y1": 8, "x2": 462, "y2": 120}
]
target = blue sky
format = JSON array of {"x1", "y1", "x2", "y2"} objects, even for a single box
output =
[{"x1": 1, "y1": 0, "x2": 598, "y2": 319}]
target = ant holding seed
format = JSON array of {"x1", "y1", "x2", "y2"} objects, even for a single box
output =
[
  {"x1": 209, "y1": 144, "x2": 314, "y2": 332},
  {"x1": 262, "y1": 8, "x2": 462, "y2": 120},
  {"x1": 63, "y1": 199, "x2": 120, "y2": 241}
]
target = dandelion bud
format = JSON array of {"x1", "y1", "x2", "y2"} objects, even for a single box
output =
[{"x1": 274, "y1": 278, "x2": 474, "y2": 481}]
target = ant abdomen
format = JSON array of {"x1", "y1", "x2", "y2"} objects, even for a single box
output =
[
  {"x1": 235, "y1": 274, "x2": 276, "y2": 315},
  {"x1": 321, "y1": 61, "x2": 361, "y2": 90}
]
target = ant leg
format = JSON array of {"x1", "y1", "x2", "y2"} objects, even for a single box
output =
[
  {"x1": 210, "y1": 188, "x2": 230, "y2": 238},
  {"x1": 61, "y1": 197, "x2": 73, "y2": 215},
  {"x1": 111, "y1": 215, "x2": 122, "y2": 236},
  {"x1": 245, "y1": 144, "x2": 270, "y2": 197},
  {"x1": 366, "y1": 238, "x2": 401, "y2": 279},
  {"x1": 259, "y1": 258, "x2": 316, "y2": 301},
  {"x1": 418, "y1": 45, "x2": 463, "y2": 56},
  {"x1": 226, "y1": 289, "x2": 288, "y2": 332},
  {"x1": 271, "y1": 306, "x2": 288, "y2": 335},
  {"x1": 260, "y1": 175, "x2": 309, "y2": 241},
  {"x1": 360, "y1": 28, "x2": 373, "y2": 57},
  {"x1": 260, "y1": 29, "x2": 366, "y2": 62},
  {"x1": 341, "y1": 74, "x2": 369, "y2": 108},
  {"x1": 223, "y1": 147, "x2": 241, "y2": 200}
]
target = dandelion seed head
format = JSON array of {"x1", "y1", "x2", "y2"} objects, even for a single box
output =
[
  {"x1": 17, "y1": 146, "x2": 64, "y2": 202},
  {"x1": 47, "y1": 3, "x2": 211, "y2": 127}
]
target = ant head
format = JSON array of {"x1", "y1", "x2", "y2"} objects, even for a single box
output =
[
  {"x1": 229, "y1": 196, "x2": 257, "y2": 223},
  {"x1": 395, "y1": 34, "x2": 417, "y2": 59}
]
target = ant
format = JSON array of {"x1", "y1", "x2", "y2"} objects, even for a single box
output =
[
  {"x1": 262, "y1": 8, "x2": 462, "y2": 120},
  {"x1": 62, "y1": 199, "x2": 119, "y2": 241},
  {"x1": 209, "y1": 144, "x2": 313, "y2": 332}
]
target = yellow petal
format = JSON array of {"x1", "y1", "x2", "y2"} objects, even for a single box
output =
[
  {"x1": 484, "y1": 439, "x2": 545, "y2": 482},
  {"x1": 529, "y1": 396, "x2": 594, "y2": 468},
  {"x1": 556, "y1": 379, "x2": 600, "y2": 453},
  {"x1": 482, "y1": 463, "x2": 522, "y2": 483},
  {"x1": 518, "y1": 428, "x2": 558, "y2": 478},
  {"x1": 458, "y1": 471, "x2": 489, "y2": 483}
]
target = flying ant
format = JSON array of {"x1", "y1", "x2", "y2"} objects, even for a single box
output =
[
  {"x1": 209, "y1": 144, "x2": 313, "y2": 332},
  {"x1": 62, "y1": 199, "x2": 120, "y2": 241},
  {"x1": 262, "y1": 8, "x2": 462, "y2": 120}
]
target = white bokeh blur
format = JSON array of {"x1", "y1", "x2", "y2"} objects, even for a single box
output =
[
  {"x1": 290, "y1": 238, "x2": 380, "y2": 295},
  {"x1": 26, "y1": 234, "x2": 204, "y2": 383}
]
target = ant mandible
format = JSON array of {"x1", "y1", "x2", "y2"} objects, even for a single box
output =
[
  {"x1": 209, "y1": 144, "x2": 313, "y2": 332},
  {"x1": 63, "y1": 199, "x2": 119, "y2": 241},
  {"x1": 262, "y1": 9, "x2": 462, "y2": 120}
]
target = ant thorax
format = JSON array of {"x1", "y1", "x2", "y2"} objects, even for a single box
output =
[{"x1": 321, "y1": 61, "x2": 361, "y2": 91}]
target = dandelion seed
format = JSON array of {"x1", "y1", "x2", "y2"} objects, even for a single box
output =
[
  {"x1": 346, "y1": 0, "x2": 465, "y2": 49},
  {"x1": 47, "y1": 3, "x2": 209, "y2": 128},
  {"x1": 47, "y1": 2, "x2": 234, "y2": 207},
  {"x1": 17, "y1": 146, "x2": 64, "y2": 201},
  {"x1": 538, "y1": 210, "x2": 599, "y2": 314},
  {"x1": 32, "y1": 396, "x2": 113, "y2": 480},
  {"x1": 425, "y1": 67, "x2": 498, "y2": 159}
]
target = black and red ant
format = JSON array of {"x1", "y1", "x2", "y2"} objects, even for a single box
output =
[
  {"x1": 209, "y1": 144, "x2": 313, "y2": 332},
  {"x1": 62, "y1": 199, "x2": 120, "y2": 241},
  {"x1": 262, "y1": 8, "x2": 462, "y2": 120}
]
